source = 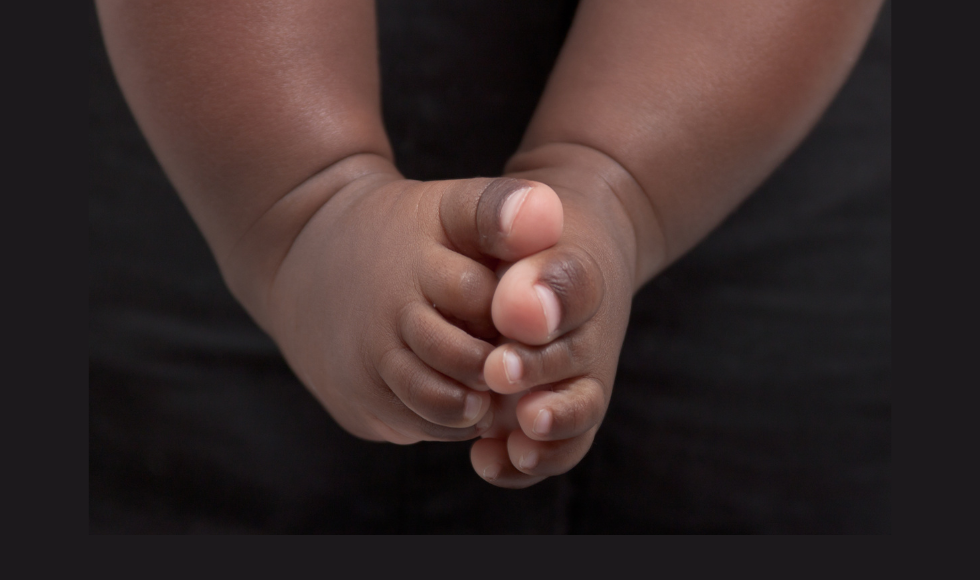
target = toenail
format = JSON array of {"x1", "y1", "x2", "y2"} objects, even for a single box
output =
[
  {"x1": 533, "y1": 284, "x2": 561, "y2": 336},
  {"x1": 500, "y1": 186, "x2": 531, "y2": 236},
  {"x1": 533, "y1": 409, "x2": 553, "y2": 436},
  {"x1": 503, "y1": 350, "x2": 522, "y2": 384},
  {"x1": 483, "y1": 464, "x2": 501, "y2": 481},
  {"x1": 519, "y1": 451, "x2": 539, "y2": 471},
  {"x1": 464, "y1": 394, "x2": 483, "y2": 422}
]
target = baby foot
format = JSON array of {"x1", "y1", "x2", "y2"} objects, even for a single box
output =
[
  {"x1": 471, "y1": 166, "x2": 640, "y2": 488},
  {"x1": 260, "y1": 171, "x2": 563, "y2": 445}
]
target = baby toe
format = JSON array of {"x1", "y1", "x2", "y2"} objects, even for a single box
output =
[
  {"x1": 515, "y1": 377, "x2": 609, "y2": 441},
  {"x1": 469, "y1": 437, "x2": 548, "y2": 489},
  {"x1": 438, "y1": 177, "x2": 563, "y2": 263},
  {"x1": 377, "y1": 345, "x2": 492, "y2": 430},
  {"x1": 506, "y1": 428, "x2": 597, "y2": 477},
  {"x1": 492, "y1": 244, "x2": 605, "y2": 345},
  {"x1": 400, "y1": 301, "x2": 493, "y2": 390}
]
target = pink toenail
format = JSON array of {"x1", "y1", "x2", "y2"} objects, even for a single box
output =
[
  {"x1": 483, "y1": 464, "x2": 501, "y2": 481},
  {"x1": 533, "y1": 409, "x2": 553, "y2": 436},
  {"x1": 503, "y1": 350, "x2": 522, "y2": 384},
  {"x1": 519, "y1": 451, "x2": 539, "y2": 471},
  {"x1": 500, "y1": 186, "x2": 531, "y2": 235},
  {"x1": 464, "y1": 394, "x2": 482, "y2": 422},
  {"x1": 533, "y1": 284, "x2": 561, "y2": 336}
]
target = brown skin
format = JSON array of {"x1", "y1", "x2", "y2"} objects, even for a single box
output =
[
  {"x1": 97, "y1": 0, "x2": 885, "y2": 486},
  {"x1": 262, "y1": 172, "x2": 563, "y2": 443},
  {"x1": 96, "y1": 0, "x2": 564, "y2": 444},
  {"x1": 474, "y1": 0, "x2": 886, "y2": 487},
  {"x1": 475, "y1": 158, "x2": 637, "y2": 486}
]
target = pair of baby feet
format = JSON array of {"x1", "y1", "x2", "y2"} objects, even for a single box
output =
[{"x1": 262, "y1": 155, "x2": 638, "y2": 488}]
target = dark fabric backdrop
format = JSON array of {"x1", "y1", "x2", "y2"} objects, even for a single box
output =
[{"x1": 89, "y1": 0, "x2": 891, "y2": 533}]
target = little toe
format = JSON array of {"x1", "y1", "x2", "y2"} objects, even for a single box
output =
[
  {"x1": 400, "y1": 302, "x2": 494, "y2": 390},
  {"x1": 491, "y1": 245, "x2": 605, "y2": 345},
  {"x1": 439, "y1": 177, "x2": 563, "y2": 263},
  {"x1": 366, "y1": 396, "x2": 495, "y2": 444},
  {"x1": 506, "y1": 428, "x2": 597, "y2": 477},
  {"x1": 515, "y1": 377, "x2": 609, "y2": 441},
  {"x1": 377, "y1": 345, "x2": 492, "y2": 429},
  {"x1": 470, "y1": 437, "x2": 548, "y2": 489}
]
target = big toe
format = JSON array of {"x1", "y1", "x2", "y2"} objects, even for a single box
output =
[
  {"x1": 440, "y1": 177, "x2": 563, "y2": 263},
  {"x1": 491, "y1": 245, "x2": 604, "y2": 345},
  {"x1": 494, "y1": 180, "x2": 563, "y2": 261}
]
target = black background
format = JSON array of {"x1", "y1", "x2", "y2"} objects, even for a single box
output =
[{"x1": 89, "y1": 0, "x2": 890, "y2": 533}]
